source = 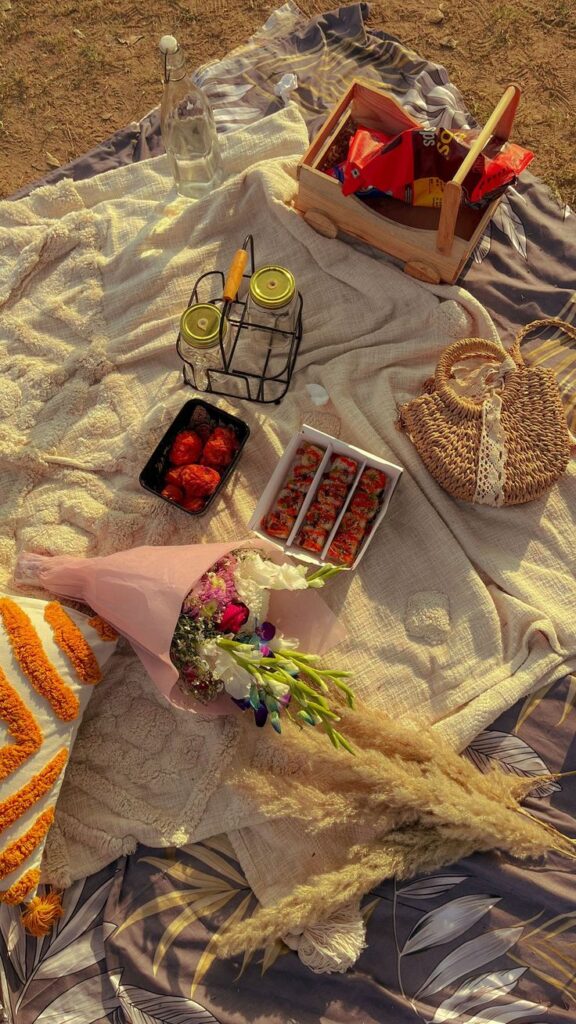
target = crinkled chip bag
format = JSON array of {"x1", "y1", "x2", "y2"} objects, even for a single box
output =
[{"x1": 331, "y1": 125, "x2": 533, "y2": 208}]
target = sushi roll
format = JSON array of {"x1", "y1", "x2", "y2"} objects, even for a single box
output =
[
  {"x1": 348, "y1": 489, "x2": 380, "y2": 520},
  {"x1": 315, "y1": 478, "x2": 349, "y2": 512},
  {"x1": 295, "y1": 442, "x2": 325, "y2": 469},
  {"x1": 327, "y1": 535, "x2": 357, "y2": 567},
  {"x1": 296, "y1": 525, "x2": 329, "y2": 554},
  {"x1": 285, "y1": 466, "x2": 317, "y2": 491},
  {"x1": 261, "y1": 510, "x2": 295, "y2": 541},
  {"x1": 358, "y1": 466, "x2": 388, "y2": 495},
  {"x1": 302, "y1": 501, "x2": 338, "y2": 533},
  {"x1": 327, "y1": 453, "x2": 358, "y2": 486},
  {"x1": 274, "y1": 486, "x2": 305, "y2": 518},
  {"x1": 336, "y1": 512, "x2": 367, "y2": 543}
]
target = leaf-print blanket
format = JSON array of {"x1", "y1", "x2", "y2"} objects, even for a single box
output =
[{"x1": 2, "y1": 4, "x2": 576, "y2": 1022}]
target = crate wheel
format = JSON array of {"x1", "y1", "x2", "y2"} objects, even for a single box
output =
[
  {"x1": 404, "y1": 260, "x2": 441, "y2": 284},
  {"x1": 303, "y1": 209, "x2": 338, "y2": 239}
]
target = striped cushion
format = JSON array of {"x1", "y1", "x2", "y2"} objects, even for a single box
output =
[{"x1": 0, "y1": 595, "x2": 117, "y2": 905}]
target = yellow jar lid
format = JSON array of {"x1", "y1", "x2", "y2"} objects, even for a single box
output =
[
  {"x1": 249, "y1": 266, "x2": 295, "y2": 310},
  {"x1": 180, "y1": 304, "x2": 223, "y2": 349}
]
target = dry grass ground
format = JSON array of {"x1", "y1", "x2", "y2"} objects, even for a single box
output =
[{"x1": 0, "y1": 0, "x2": 574, "y2": 203}]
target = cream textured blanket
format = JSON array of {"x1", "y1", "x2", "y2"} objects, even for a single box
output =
[{"x1": 2, "y1": 106, "x2": 575, "y2": 938}]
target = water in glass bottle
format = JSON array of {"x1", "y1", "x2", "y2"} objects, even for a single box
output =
[{"x1": 159, "y1": 34, "x2": 224, "y2": 199}]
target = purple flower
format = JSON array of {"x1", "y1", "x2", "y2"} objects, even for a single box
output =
[
  {"x1": 254, "y1": 702, "x2": 268, "y2": 728},
  {"x1": 257, "y1": 621, "x2": 276, "y2": 642},
  {"x1": 231, "y1": 697, "x2": 251, "y2": 710}
]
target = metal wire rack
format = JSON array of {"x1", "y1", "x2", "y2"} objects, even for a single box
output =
[{"x1": 176, "y1": 234, "x2": 303, "y2": 404}]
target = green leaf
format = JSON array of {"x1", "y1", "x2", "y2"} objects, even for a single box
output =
[
  {"x1": 140, "y1": 856, "x2": 234, "y2": 891},
  {"x1": 514, "y1": 682, "x2": 554, "y2": 732},
  {"x1": 153, "y1": 891, "x2": 236, "y2": 975},
  {"x1": 558, "y1": 676, "x2": 576, "y2": 726},
  {"x1": 261, "y1": 938, "x2": 288, "y2": 974},
  {"x1": 116, "y1": 889, "x2": 209, "y2": 938},
  {"x1": 186, "y1": 844, "x2": 249, "y2": 887},
  {"x1": 191, "y1": 893, "x2": 253, "y2": 996}
]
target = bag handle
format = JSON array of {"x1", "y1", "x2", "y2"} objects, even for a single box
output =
[
  {"x1": 433, "y1": 318, "x2": 576, "y2": 418},
  {"x1": 434, "y1": 337, "x2": 513, "y2": 418},
  {"x1": 509, "y1": 317, "x2": 576, "y2": 363}
]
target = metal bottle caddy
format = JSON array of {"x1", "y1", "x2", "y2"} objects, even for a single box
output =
[{"x1": 176, "y1": 235, "x2": 303, "y2": 404}]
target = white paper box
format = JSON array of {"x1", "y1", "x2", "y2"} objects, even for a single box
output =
[{"x1": 248, "y1": 425, "x2": 403, "y2": 569}]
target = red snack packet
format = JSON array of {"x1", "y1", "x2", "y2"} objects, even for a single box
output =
[
  {"x1": 341, "y1": 125, "x2": 533, "y2": 208},
  {"x1": 168, "y1": 430, "x2": 204, "y2": 466},
  {"x1": 468, "y1": 137, "x2": 533, "y2": 204}
]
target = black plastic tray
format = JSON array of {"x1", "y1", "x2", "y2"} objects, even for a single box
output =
[{"x1": 139, "y1": 399, "x2": 250, "y2": 517}]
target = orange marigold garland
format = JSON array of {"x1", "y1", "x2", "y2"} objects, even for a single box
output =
[
  {"x1": 44, "y1": 602, "x2": 101, "y2": 685},
  {"x1": 0, "y1": 598, "x2": 79, "y2": 721},
  {"x1": 0, "y1": 807, "x2": 54, "y2": 880},
  {"x1": 0, "y1": 867, "x2": 41, "y2": 904},
  {"x1": 88, "y1": 615, "x2": 118, "y2": 642},
  {"x1": 0, "y1": 670, "x2": 42, "y2": 781},
  {"x1": 0, "y1": 748, "x2": 68, "y2": 833}
]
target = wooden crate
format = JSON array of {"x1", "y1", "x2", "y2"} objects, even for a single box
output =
[{"x1": 295, "y1": 80, "x2": 521, "y2": 284}]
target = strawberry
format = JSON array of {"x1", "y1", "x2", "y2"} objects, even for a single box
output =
[
  {"x1": 160, "y1": 483, "x2": 185, "y2": 503},
  {"x1": 180, "y1": 464, "x2": 221, "y2": 497},
  {"x1": 168, "y1": 430, "x2": 203, "y2": 466}
]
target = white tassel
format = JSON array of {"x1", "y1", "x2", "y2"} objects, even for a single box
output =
[{"x1": 282, "y1": 902, "x2": 366, "y2": 974}]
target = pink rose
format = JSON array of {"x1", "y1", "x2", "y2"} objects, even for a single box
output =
[{"x1": 219, "y1": 602, "x2": 249, "y2": 634}]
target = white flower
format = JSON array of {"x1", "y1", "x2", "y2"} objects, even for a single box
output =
[
  {"x1": 235, "y1": 552, "x2": 309, "y2": 598},
  {"x1": 267, "y1": 679, "x2": 291, "y2": 700},
  {"x1": 200, "y1": 639, "x2": 252, "y2": 700},
  {"x1": 268, "y1": 632, "x2": 298, "y2": 653}
]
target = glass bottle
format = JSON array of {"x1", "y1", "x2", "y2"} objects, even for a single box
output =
[
  {"x1": 179, "y1": 303, "x2": 227, "y2": 392},
  {"x1": 159, "y1": 34, "x2": 224, "y2": 199}
]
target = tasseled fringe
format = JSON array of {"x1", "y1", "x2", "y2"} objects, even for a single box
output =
[
  {"x1": 21, "y1": 889, "x2": 64, "y2": 936},
  {"x1": 283, "y1": 903, "x2": 367, "y2": 973}
]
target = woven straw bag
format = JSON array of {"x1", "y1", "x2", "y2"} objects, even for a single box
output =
[{"x1": 397, "y1": 318, "x2": 576, "y2": 506}]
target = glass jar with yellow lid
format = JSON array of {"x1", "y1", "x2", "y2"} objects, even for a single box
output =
[
  {"x1": 178, "y1": 302, "x2": 227, "y2": 392},
  {"x1": 243, "y1": 265, "x2": 298, "y2": 351}
]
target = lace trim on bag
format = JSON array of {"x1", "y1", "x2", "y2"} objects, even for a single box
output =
[
  {"x1": 474, "y1": 392, "x2": 506, "y2": 506},
  {"x1": 452, "y1": 353, "x2": 516, "y2": 507}
]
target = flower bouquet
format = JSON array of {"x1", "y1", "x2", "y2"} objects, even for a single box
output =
[
  {"x1": 16, "y1": 542, "x2": 354, "y2": 750},
  {"x1": 170, "y1": 548, "x2": 354, "y2": 748}
]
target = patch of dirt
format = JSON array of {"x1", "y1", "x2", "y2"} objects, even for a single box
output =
[{"x1": 0, "y1": 0, "x2": 574, "y2": 204}]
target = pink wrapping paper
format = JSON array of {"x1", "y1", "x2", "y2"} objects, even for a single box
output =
[{"x1": 15, "y1": 543, "x2": 346, "y2": 714}]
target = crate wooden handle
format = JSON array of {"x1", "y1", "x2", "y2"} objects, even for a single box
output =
[
  {"x1": 452, "y1": 84, "x2": 520, "y2": 185},
  {"x1": 436, "y1": 84, "x2": 521, "y2": 256}
]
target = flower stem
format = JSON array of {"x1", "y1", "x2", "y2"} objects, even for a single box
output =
[{"x1": 306, "y1": 565, "x2": 345, "y2": 587}]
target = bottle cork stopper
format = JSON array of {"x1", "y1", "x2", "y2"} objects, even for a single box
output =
[{"x1": 159, "y1": 35, "x2": 179, "y2": 53}]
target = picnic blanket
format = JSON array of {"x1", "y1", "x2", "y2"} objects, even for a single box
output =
[
  {"x1": 2, "y1": 96, "x2": 576, "y2": 958},
  {"x1": 2, "y1": 4, "x2": 576, "y2": 1021}
]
